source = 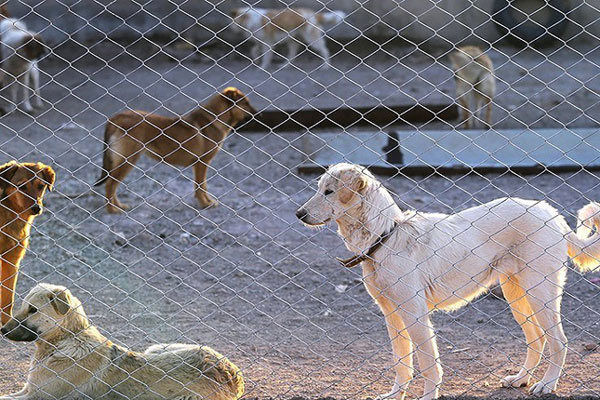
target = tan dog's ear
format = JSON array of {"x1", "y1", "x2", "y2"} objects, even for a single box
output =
[
  {"x1": 222, "y1": 87, "x2": 243, "y2": 103},
  {"x1": 230, "y1": 9, "x2": 239, "y2": 18},
  {"x1": 49, "y1": 289, "x2": 71, "y2": 315},
  {"x1": 39, "y1": 164, "x2": 55, "y2": 191},
  {"x1": 338, "y1": 174, "x2": 368, "y2": 204},
  {"x1": 0, "y1": 160, "x2": 18, "y2": 188}
]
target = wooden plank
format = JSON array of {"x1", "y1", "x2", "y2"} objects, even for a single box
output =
[
  {"x1": 298, "y1": 128, "x2": 600, "y2": 175},
  {"x1": 239, "y1": 103, "x2": 458, "y2": 133}
]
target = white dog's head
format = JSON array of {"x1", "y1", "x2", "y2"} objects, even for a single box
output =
[
  {"x1": 296, "y1": 163, "x2": 374, "y2": 226},
  {"x1": 1, "y1": 283, "x2": 88, "y2": 342}
]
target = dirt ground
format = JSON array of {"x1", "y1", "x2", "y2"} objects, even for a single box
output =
[{"x1": 1, "y1": 40, "x2": 600, "y2": 399}]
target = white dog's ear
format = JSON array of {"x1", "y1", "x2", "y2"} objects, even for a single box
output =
[
  {"x1": 339, "y1": 174, "x2": 368, "y2": 204},
  {"x1": 49, "y1": 289, "x2": 71, "y2": 315}
]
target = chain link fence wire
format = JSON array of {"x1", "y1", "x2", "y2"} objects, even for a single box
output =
[{"x1": 1, "y1": 0, "x2": 600, "y2": 399}]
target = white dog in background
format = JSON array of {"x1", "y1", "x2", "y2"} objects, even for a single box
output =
[
  {"x1": 296, "y1": 163, "x2": 600, "y2": 400},
  {"x1": 0, "y1": 17, "x2": 46, "y2": 113},
  {"x1": 230, "y1": 7, "x2": 345, "y2": 69}
]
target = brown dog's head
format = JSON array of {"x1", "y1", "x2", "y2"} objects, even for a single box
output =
[
  {"x1": 1, "y1": 283, "x2": 88, "y2": 342},
  {"x1": 0, "y1": 161, "x2": 55, "y2": 219},
  {"x1": 21, "y1": 34, "x2": 48, "y2": 61},
  {"x1": 220, "y1": 87, "x2": 257, "y2": 127}
]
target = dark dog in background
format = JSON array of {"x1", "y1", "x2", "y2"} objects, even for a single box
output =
[{"x1": 0, "y1": 161, "x2": 54, "y2": 325}]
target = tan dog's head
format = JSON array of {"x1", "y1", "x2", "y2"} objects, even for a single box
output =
[
  {"x1": 220, "y1": 87, "x2": 257, "y2": 126},
  {"x1": 296, "y1": 163, "x2": 373, "y2": 226},
  {"x1": 0, "y1": 161, "x2": 55, "y2": 218},
  {"x1": 1, "y1": 283, "x2": 87, "y2": 342}
]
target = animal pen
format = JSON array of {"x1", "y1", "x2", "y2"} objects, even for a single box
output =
[{"x1": 0, "y1": 0, "x2": 600, "y2": 399}]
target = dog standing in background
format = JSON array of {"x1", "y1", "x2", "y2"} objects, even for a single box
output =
[
  {"x1": 0, "y1": 14, "x2": 47, "y2": 113},
  {"x1": 449, "y1": 45, "x2": 495, "y2": 129},
  {"x1": 1, "y1": 283, "x2": 245, "y2": 400},
  {"x1": 230, "y1": 7, "x2": 345, "y2": 69},
  {"x1": 297, "y1": 162, "x2": 600, "y2": 399},
  {"x1": 94, "y1": 87, "x2": 257, "y2": 213},
  {"x1": 0, "y1": 161, "x2": 54, "y2": 325}
]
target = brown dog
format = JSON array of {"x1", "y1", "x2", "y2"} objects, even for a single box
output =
[
  {"x1": 95, "y1": 87, "x2": 257, "y2": 213},
  {"x1": 0, "y1": 161, "x2": 54, "y2": 325}
]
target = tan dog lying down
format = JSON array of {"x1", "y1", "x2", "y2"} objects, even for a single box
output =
[
  {"x1": 95, "y1": 87, "x2": 257, "y2": 213},
  {"x1": 1, "y1": 283, "x2": 244, "y2": 400},
  {"x1": 297, "y1": 163, "x2": 600, "y2": 400}
]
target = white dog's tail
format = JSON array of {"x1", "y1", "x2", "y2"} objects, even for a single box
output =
[
  {"x1": 568, "y1": 202, "x2": 600, "y2": 272},
  {"x1": 316, "y1": 10, "x2": 346, "y2": 25}
]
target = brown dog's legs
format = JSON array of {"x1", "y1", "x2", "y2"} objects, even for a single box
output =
[
  {"x1": 1, "y1": 250, "x2": 23, "y2": 325},
  {"x1": 105, "y1": 152, "x2": 142, "y2": 214},
  {"x1": 194, "y1": 161, "x2": 218, "y2": 208}
]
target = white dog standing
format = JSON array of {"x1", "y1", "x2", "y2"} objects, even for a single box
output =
[
  {"x1": 296, "y1": 163, "x2": 600, "y2": 400},
  {"x1": 0, "y1": 17, "x2": 46, "y2": 113},
  {"x1": 230, "y1": 7, "x2": 345, "y2": 69}
]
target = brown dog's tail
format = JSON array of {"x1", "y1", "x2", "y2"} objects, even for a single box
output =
[
  {"x1": 567, "y1": 202, "x2": 600, "y2": 272},
  {"x1": 94, "y1": 122, "x2": 115, "y2": 187}
]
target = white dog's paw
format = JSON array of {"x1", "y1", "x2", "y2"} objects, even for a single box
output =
[
  {"x1": 501, "y1": 373, "x2": 529, "y2": 388},
  {"x1": 529, "y1": 380, "x2": 555, "y2": 395},
  {"x1": 21, "y1": 103, "x2": 33, "y2": 113}
]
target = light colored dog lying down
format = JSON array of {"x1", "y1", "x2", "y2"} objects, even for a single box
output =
[
  {"x1": 296, "y1": 163, "x2": 600, "y2": 400},
  {"x1": 0, "y1": 283, "x2": 244, "y2": 400}
]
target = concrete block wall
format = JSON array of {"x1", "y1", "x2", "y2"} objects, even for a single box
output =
[{"x1": 5, "y1": 0, "x2": 597, "y2": 47}]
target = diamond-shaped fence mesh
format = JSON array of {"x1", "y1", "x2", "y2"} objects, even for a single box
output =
[{"x1": 1, "y1": 1, "x2": 600, "y2": 399}]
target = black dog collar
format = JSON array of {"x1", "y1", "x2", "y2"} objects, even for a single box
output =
[{"x1": 337, "y1": 221, "x2": 399, "y2": 268}]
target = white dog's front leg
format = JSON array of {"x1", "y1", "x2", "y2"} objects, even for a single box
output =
[
  {"x1": 399, "y1": 304, "x2": 442, "y2": 400},
  {"x1": 376, "y1": 298, "x2": 414, "y2": 400}
]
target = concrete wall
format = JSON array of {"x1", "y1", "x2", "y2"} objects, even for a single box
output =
[{"x1": 5, "y1": 0, "x2": 596, "y2": 47}]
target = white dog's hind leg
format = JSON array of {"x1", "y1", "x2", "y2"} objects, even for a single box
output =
[
  {"x1": 523, "y1": 282, "x2": 567, "y2": 395},
  {"x1": 18, "y1": 72, "x2": 33, "y2": 113},
  {"x1": 283, "y1": 40, "x2": 300, "y2": 67},
  {"x1": 5, "y1": 76, "x2": 18, "y2": 112},
  {"x1": 308, "y1": 35, "x2": 330, "y2": 69},
  {"x1": 260, "y1": 44, "x2": 273, "y2": 69},
  {"x1": 376, "y1": 299, "x2": 414, "y2": 400},
  {"x1": 29, "y1": 62, "x2": 42, "y2": 108},
  {"x1": 250, "y1": 43, "x2": 260, "y2": 62},
  {"x1": 500, "y1": 278, "x2": 546, "y2": 388}
]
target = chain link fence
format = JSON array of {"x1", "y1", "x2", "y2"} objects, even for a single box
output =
[{"x1": 1, "y1": 0, "x2": 600, "y2": 399}]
